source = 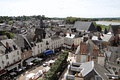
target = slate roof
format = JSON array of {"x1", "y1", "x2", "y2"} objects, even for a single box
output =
[
  {"x1": 1, "y1": 39, "x2": 18, "y2": 49},
  {"x1": 74, "y1": 21, "x2": 95, "y2": 31},
  {"x1": 0, "y1": 35, "x2": 8, "y2": 40},
  {"x1": 80, "y1": 61, "x2": 94, "y2": 77},
  {"x1": 94, "y1": 62, "x2": 109, "y2": 80},
  {"x1": 109, "y1": 25, "x2": 120, "y2": 34},
  {"x1": 92, "y1": 34, "x2": 113, "y2": 42},
  {"x1": 14, "y1": 35, "x2": 25, "y2": 48},
  {"x1": 51, "y1": 35, "x2": 61, "y2": 40},
  {"x1": 0, "y1": 39, "x2": 19, "y2": 55},
  {"x1": 106, "y1": 46, "x2": 120, "y2": 62},
  {"x1": 68, "y1": 61, "x2": 110, "y2": 80}
]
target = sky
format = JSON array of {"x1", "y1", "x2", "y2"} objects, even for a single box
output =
[{"x1": 0, "y1": 0, "x2": 120, "y2": 18}]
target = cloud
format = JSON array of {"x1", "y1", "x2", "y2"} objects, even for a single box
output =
[{"x1": 0, "y1": 0, "x2": 120, "y2": 18}]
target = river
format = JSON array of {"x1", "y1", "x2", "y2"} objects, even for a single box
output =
[{"x1": 95, "y1": 21, "x2": 120, "y2": 26}]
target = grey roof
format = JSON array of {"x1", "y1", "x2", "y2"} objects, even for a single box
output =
[
  {"x1": 80, "y1": 61, "x2": 109, "y2": 80},
  {"x1": 109, "y1": 25, "x2": 120, "y2": 34},
  {"x1": 0, "y1": 35, "x2": 8, "y2": 40},
  {"x1": 94, "y1": 63, "x2": 109, "y2": 80},
  {"x1": 107, "y1": 46, "x2": 120, "y2": 62},
  {"x1": 1, "y1": 39, "x2": 18, "y2": 48},
  {"x1": 51, "y1": 35, "x2": 61, "y2": 40},
  {"x1": 14, "y1": 35, "x2": 25, "y2": 48},
  {"x1": 70, "y1": 66, "x2": 82, "y2": 72},
  {"x1": 68, "y1": 61, "x2": 110, "y2": 80},
  {"x1": 80, "y1": 61, "x2": 94, "y2": 76},
  {"x1": 74, "y1": 21, "x2": 93, "y2": 31}
]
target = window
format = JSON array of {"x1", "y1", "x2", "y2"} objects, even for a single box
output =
[
  {"x1": 46, "y1": 41, "x2": 49, "y2": 45},
  {"x1": 41, "y1": 44, "x2": 42, "y2": 47},
  {"x1": 17, "y1": 51, "x2": 19, "y2": 55},
  {"x1": 6, "y1": 55, "x2": 9, "y2": 59},
  {"x1": 13, "y1": 59, "x2": 15, "y2": 63},
  {"x1": 18, "y1": 57, "x2": 20, "y2": 60},
  {"x1": 38, "y1": 50, "x2": 40, "y2": 53},
  {"x1": 109, "y1": 66, "x2": 111, "y2": 69},
  {"x1": 38, "y1": 45, "x2": 39, "y2": 48},
  {"x1": 95, "y1": 75, "x2": 102, "y2": 80},
  {"x1": 7, "y1": 62, "x2": 9, "y2": 66},
  {"x1": 2, "y1": 61, "x2": 4, "y2": 64},
  {"x1": 117, "y1": 61, "x2": 119, "y2": 64},
  {"x1": 92, "y1": 56, "x2": 97, "y2": 59},
  {"x1": 112, "y1": 67, "x2": 116, "y2": 71}
]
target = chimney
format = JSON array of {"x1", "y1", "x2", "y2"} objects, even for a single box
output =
[
  {"x1": 83, "y1": 37, "x2": 88, "y2": 42},
  {"x1": 115, "y1": 34, "x2": 118, "y2": 43},
  {"x1": 98, "y1": 33, "x2": 102, "y2": 40},
  {"x1": 69, "y1": 33, "x2": 71, "y2": 36},
  {"x1": 6, "y1": 42, "x2": 9, "y2": 48}
]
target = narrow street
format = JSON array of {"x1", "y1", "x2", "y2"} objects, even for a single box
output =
[
  {"x1": 17, "y1": 65, "x2": 44, "y2": 80},
  {"x1": 16, "y1": 53, "x2": 61, "y2": 80},
  {"x1": 16, "y1": 51, "x2": 75, "y2": 80}
]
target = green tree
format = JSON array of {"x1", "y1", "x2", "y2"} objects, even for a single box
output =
[
  {"x1": 42, "y1": 51, "x2": 68, "y2": 80},
  {"x1": 96, "y1": 25, "x2": 102, "y2": 32},
  {"x1": 5, "y1": 32, "x2": 14, "y2": 39},
  {"x1": 104, "y1": 28, "x2": 108, "y2": 34}
]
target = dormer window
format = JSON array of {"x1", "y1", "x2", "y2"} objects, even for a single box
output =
[
  {"x1": 46, "y1": 41, "x2": 49, "y2": 45},
  {"x1": 13, "y1": 45, "x2": 17, "y2": 50},
  {"x1": 117, "y1": 61, "x2": 119, "y2": 64},
  {"x1": 13, "y1": 59, "x2": 16, "y2": 63},
  {"x1": 7, "y1": 62, "x2": 9, "y2": 66}
]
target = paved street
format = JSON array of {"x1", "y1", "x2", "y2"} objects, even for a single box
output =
[
  {"x1": 16, "y1": 51, "x2": 75, "y2": 80},
  {"x1": 16, "y1": 54, "x2": 59, "y2": 80},
  {"x1": 17, "y1": 65, "x2": 44, "y2": 80}
]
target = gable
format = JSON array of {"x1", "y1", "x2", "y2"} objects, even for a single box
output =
[{"x1": 74, "y1": 21, "x2": 93, "y2": 31}]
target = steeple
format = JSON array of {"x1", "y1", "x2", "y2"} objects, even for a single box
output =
[{"x1": 39, "y1": 18, "x2": 45, "y2": 30}]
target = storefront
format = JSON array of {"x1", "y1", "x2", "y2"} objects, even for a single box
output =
[
  {"x1": 44, "y1": 50, "x2": 53, "y2": 55},
  {"x1": 0, "y1": 69, "x2": 6, "y2": 76},
  {"x1": 6, "y1": 61, "x2": 21, "y2": 71}
]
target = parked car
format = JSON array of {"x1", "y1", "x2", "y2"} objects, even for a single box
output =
[{"x1": 42, "y1": 62, "x2": 48, "y2": 67}]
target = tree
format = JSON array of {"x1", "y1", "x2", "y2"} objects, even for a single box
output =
[
  {"x1": 96, "y1": 26, "x2": 102, "y2": 32},
  {"x1": 104, "y1": 28, "x2": 108, "y2": 34},
  {"x1": 5, "y1": 32, "x2": 14, "y2": 39},
  {"x1": 42, "y1": 51, "x2": 68, "y2": 80}
]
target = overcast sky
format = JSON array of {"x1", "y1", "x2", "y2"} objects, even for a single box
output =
[{"x1": 0, "y1": 0, "x2": 120, "y2": 18}]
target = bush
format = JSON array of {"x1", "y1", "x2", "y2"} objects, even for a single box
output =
[{"x1": 0, "y1": 31, "x2": 14, "y2": 39}]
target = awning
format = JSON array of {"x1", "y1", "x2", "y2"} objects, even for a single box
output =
[
  {"x1": 25, "y1": 58, "x2": 35, "y2": 63},
  {"x1": 6, "y1": 62, "x2": 21, "y2": 71},
  {"x1": 66, "y1": 46, "x2": 71, "y2": 49},
  {"x1": 16, "y1": 68, "x2": 22, "y2": 72},
  {"x1": 27, "y1": 62, "x2": 33, "y2": 65},
  {"x1": 0, "y1": 69, "x2": 6, "y2": 76},
  {"x1": 44, "y1": 50, "x2": 53, "y2": 55},
  {"x1": 10, "y1": 72, "x2": 17, "y2": 76},
  {"x1": 63, "y1": 44, "x2": 67, "y2": 47},
  {"x1": 34, "y1": 57, "x2": 42, "y2": 61}
]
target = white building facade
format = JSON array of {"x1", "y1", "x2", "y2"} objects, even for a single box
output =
[{"x1": 0, "y1": 39, "x2": 21, "y2": 71}]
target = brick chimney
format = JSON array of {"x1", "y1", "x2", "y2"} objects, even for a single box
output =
[
  {"x1": 80, "y1": 42, "x2": 87, "y2": 55},
  {"x1": 6, "y1": 42, "x2": 9, "y2": 48},
  {"x1": 69, "y1": 33, "x2": 71, "y2": 36}
]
